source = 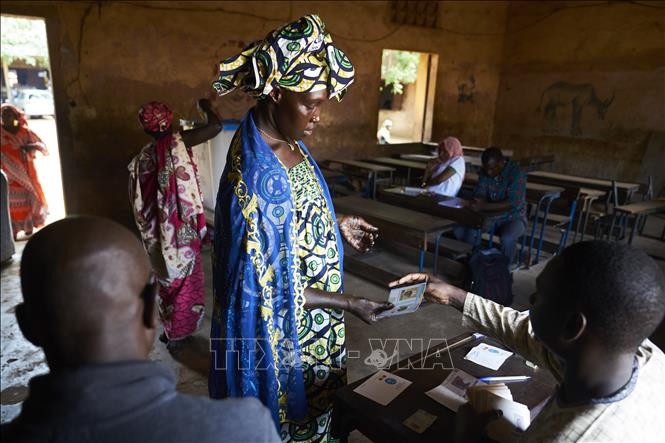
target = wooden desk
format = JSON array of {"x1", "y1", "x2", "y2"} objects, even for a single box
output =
[
  {"x1": 396, "y1": 155, "x2": 481, "y2": 175},
  {"x1": 402, "y1": 154, "x2": 507, "y2": 166},
  {"x1": 400, "y1": 153, "x2": 437, "y2": 163},
  {"x1": 327, "y1": 159, "x2": 396, "y2": 199},
  {"x1": 611, "y1": 198, "x2": 665, "y2": 244},
  {"x1": 460, "y1": 176, "x2": 566, "y2": 265},
  {"x1": 463, "y1": 146, "x2": 513, "y2": 157},
  {"x1": 333, "y1": 196, "x2": 454, "y2": 272},
  {"x1": 322, "y1": 168, "x2": 346, "y2": 181},
  {"x1": 331, "y1": 332, "x2": 556, "y2": 443},
  {"x1": 464, "y1": 156, "x2": 481, "y2": 168},
  {"x1": 463, "y1": 173, "x2": 565, "y2": 205},
  {"x1": 378, "y1": 187, "x2": 485, "y2": 228},
  {"x1": 517, "y1": 154, "x2": 555, "y2": 172},
  {"x1": 320, "y1": 168, "x2": 349, "y2": 196},
  {"x1": 528, "y1": 171, "x2": 640, "y2": 204},
  {"x1": 572, "y1": 188, "x2": 607, "y2": 242},
  {"x1": 368, "y1": 157, "x2": 426, "y2": 184}
]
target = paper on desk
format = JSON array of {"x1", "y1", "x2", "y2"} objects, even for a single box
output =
[
  {"x1": 425, "y1": 369, "x2": 483, "y2": 412},
  {"x1": 437, "y1": 198, "x2": 466, "y2": 209},
  {"x1": 353, "y1": 370, "x2": 412, "y2": 406},
  {"x1": 464, "y1": 343, "x2": 513, "y2": 370},
  {"x1": 402, "y1": 186, "x2": 426, "y2": 197},
  {"x1": 467, "y1": 387, "x2": 530, "y2": 443}
]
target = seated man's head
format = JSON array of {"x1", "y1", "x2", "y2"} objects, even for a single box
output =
[
  {"x1": 530, "y1": 241, "x2": 665, "y2": 360},
  {"x1": 481, "y1": 147, "x2": 505, "y2": 178},
  {"x1": 17, "y1": 216, "x2": 157, "y2": 370}
]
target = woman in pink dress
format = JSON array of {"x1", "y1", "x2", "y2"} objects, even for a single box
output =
[{"x1": 128, "y1": 99, "x2": 220, "y2": 344}]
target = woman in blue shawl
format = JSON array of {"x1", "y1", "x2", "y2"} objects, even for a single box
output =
[{"x1": 209, "y1": 15, "x2": 393, "y2": 442}]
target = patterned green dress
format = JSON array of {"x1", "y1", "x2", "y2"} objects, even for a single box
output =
[{"x1": 280, "y1": 159, "x2": 346, "y2": 442}]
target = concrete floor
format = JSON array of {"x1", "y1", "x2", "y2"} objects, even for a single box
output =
[{"x1": 2, "y1": 217, "x2": 664, "y2": 440}]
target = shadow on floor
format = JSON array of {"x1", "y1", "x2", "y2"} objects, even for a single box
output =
[{"x1": 166, "y1": 335, "x2": 210, "y2": 379}]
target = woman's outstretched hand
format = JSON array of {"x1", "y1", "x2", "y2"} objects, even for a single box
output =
[
  {"x1": 347, "y1": 296, "x2": 394, "y2": 324},
  {"x1": 338, "y1": 215, "x2": 378, "y2": 253}
]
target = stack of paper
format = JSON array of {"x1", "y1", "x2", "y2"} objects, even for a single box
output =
[
  {"x1": 466, "y1": 383, "x2": 531, "y2": 443},
  {"x1": 426, "y1": 371, "x2": 531, "y2": 443}
]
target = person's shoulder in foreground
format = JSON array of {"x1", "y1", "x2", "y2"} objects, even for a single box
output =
[
  {"x1": 3, "y1": 378, "x2": 279, "y2": 443},
  {"x1": 1, "y1": 216, "x2": 279, "y2": 443}
]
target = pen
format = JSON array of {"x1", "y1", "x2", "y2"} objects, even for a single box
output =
[{"x1": 479, "y1": 376, "x2": 531, "y2": 383}]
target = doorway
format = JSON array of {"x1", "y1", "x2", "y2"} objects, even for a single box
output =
[
  {"x1": 1, "y1": 14, "x2": 66, "y2": 232},
  {"x1": 377, "y1": 49, "x2": 438, "y2": 144}
]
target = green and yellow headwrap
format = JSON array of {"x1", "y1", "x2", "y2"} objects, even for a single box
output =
[{"x1": 212, "y1": 14, "x2": 354, "y2": 101}]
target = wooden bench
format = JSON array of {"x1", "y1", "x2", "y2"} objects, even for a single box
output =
[
  {"x1": 463, "y1": 146, "x2": 513, "y2": 157},
  {"x1": 430, "y1": 236, "x2": 472, "y2": 260}
]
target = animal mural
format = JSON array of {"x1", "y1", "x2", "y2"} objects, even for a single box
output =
[{"x1": 537, "y1": 82, "x2": 615, "y2": 136}]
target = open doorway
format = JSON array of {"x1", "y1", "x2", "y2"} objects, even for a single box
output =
[
  {"x1": 377, "y1": 49, "x2": 438, "y2": 144},
  {"x1": 1, "y1": 14, "x2": 66, "y2": 238}
]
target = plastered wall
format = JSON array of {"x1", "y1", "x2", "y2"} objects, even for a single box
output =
[
  {"x1": 492, "y1": 1, "x2": 665, "y2": 192},
  {"x1": 3, "y1": 1, "x2": 662, "y2": 226}
]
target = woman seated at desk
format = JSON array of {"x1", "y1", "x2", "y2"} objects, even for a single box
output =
[{"x1": 421, "y1": 136, "x2": 465, "y2": 197}]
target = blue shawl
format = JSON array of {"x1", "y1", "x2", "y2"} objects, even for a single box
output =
[{"x1": 209, "y1": 110, "x2": 344, "y2": 427}]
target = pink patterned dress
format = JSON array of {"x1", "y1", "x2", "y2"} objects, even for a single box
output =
[{"x1": 128, "y1": 133, "x2": 207, "y2": 340}]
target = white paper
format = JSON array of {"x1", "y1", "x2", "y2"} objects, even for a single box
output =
[
  {"x1": 437, "y1": 198, "x2": 467, "y2": 209},
  {"x1": 473, "y1": 390, "x2": 531, "y2": 443},
  {"x1": 353, "y1": 370, "x2": 413, "y2": 406},
  {"x1": 464, "y1": 343, "x2": 513, "y2": 370},
  {"x1": 402, "y1": 186, "x2": 426, "y2": 197},
  {"x1": 425, "y1": 369, "x2": 483, "y2": 412},
  {"x1": 376, "y1": 282, "x2": 426, "y2": 319}
]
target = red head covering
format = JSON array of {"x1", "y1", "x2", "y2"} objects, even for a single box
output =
[
  {"x1": 1, "y1": 103, "x2": 28, "y2": 128},
  {"x1": 440, "y1": 136, "x2": 463, "y2": 159},
  {"x1": 138, "y1": 101, "x2": 173, "y2": 133}
]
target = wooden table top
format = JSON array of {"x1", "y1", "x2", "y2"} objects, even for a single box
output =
[
  {"x1": 614, "y1": 198, "x2": 665, "y2": 215},
  {"x1": 579, "y1": 187, "x2": 607, "y2": 198},
  {"x1": 378, "y1": 187, "x2": 495, "y2": 228},
  {"x1": 334, "y1": 196, "x2": 454, "y2": 233},
  {"x1": 370, "y1": 157, "x2": 427, "y2": 170},
  {"x1": 331, "y1": 159, "x2": 396, "y2": 172},
  {"x1": 400, "y1": 153, "x2": 437, "y2": 163},
  {"x1": 526, "y1": 182, "x2": 565, "y2": 194},
  {"x1": 463, "y1": 146, "x2": 513, "y2": 157},
  {"x1": 528, "y1": 171, "x2": 640, "y2": 192},
  {"x1": 332, "y1": 332, "x2": 556, "y2": 443}
]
